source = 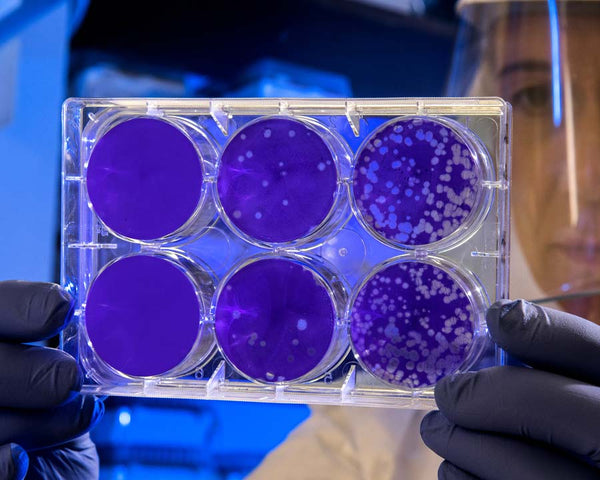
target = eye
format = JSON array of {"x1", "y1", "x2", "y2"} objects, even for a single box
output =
[{"x1": 511, "y1": 84, "x2": 553, "y2": 116}]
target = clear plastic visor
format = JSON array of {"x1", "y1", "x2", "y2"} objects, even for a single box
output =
[{"x1": 448, "y1": 1, "x2": 600, "y2": 322}]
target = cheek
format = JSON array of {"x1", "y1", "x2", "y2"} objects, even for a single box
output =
[
  {"x1": 512, "y1": 115, "x2": 570, "y2": 223},
  {"x1": 511, "y1": 115, "x2": 571, "y2": 288}
]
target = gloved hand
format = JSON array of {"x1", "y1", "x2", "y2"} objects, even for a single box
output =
[
  {"x1": 420, "y1": 299, "x2": 600, "y2": 480},
  {"x1": 0, "y1": 281, "x2": 103, "y2": 480}
]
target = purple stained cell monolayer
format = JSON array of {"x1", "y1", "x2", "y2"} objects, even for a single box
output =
[
  {"x1": 86, "y1": 117, "x2": 204, "y2": 241},
  {"x1": 85, "y1": 255, "x2": 202, "y2": 377},
  {"x1": 353, "y1": 117, "x2": 482, "y2": 247},
  {"x1": 217, "y1": 117, "x2": 338, "y2": 244},
  {"x1": 215, "y1": 258, "x2": 336, "y2": 382},
  {"x1": 350, "y1": 260, "x2": 475, "y2": 388}
]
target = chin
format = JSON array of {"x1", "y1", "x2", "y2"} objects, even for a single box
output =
[{"x1": 559, "y1": 296, "x2": 600, "y2": 325}]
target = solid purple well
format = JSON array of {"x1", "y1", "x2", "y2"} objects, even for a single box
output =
[
  {"x1": 353, "y1": 117, "x2": 481, "y2": 247},
  {"x1": 215, "y1": 258, "x2": 336, "y2": 382},
  {"x1": 86, "y1": 117, "x2": 204, "y2": 241},
  {"x1": 85, "y1": 255, "x2": 202, "y2": 377},
  {"x1": 350, "y1": 260, "x2": 475, "y2": 388},
  {"x1": 217, "y1": 117, "x2": 338, "y2": 244}
]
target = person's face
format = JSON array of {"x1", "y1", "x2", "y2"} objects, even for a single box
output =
[{"x1": 490, "y1": 10, "x2": 600, "y2": 321}]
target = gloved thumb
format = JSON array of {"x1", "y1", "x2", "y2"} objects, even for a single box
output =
[
  {"x1": 0, "y1": 444, "x2": 28, "y2": 480},
  {"x1": 487, "y1": 299, "x2": 600, "y2": 385}
]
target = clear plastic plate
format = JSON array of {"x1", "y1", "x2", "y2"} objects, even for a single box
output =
[{"x1": 61, "y1": 97, "x2": 511, "y2": 409}]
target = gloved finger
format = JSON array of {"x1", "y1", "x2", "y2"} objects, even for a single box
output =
[
  {"x1": 0, "y1": 344, "x2": 81, "y2": 408},
  {"x1": 487, "y1": 299, "x2": 600, "y2": 385},
  {"x1": 0, "y1": 395, "x2": 104, "y2": 451},
  {"x1": 0, "y1": 282, "x2": 73, "y2": 343},
  {"x1": 420, "y1": 411, "x2": 600, "y2": 480},
  {"x1": 26, "y1": 433, "x2": 99, "y2": 480},
  {"x1": 0, "y1": 444, "x2": 28, "y2": 480},
  {"x1": 435, "y1": 367, "x2": 600, "y2": 466},
  {"x1": 438, "y1": 461, "x2": 480, "y2": 480}
]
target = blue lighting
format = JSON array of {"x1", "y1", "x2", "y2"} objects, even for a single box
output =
[
  {"x1": 548, "y1": 0, "x2": 563, "y2": 127},
  {"x1": 118, "y1": 408, "x2": 132, "y2": 426}
]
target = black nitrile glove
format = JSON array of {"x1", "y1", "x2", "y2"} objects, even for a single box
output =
[
  {"x1": 0, "y1": 281, "x2": 103, "y2": 479},
  {"x1": 420, "y1": 299, "x2": 600, "y2": 480}
]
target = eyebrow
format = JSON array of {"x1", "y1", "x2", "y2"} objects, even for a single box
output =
[{"x1": 498, "y1": 60, "x2": 552, "y2": 77}]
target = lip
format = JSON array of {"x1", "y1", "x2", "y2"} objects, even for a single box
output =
[
  {"x1": 548, "y1": 229, "x2": 600, "y2": 263},
  {"x1": 550, "y1": 242, "x2": 600, "y2": 264}
]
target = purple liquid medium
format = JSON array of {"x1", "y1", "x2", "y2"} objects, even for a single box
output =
[
  {"x1": 85, "y1": 255, "x2": 202, "y2": 377},
  {"x1": 215, "y1": 258, "x2": 336, "y2": 382},
  {"x1": 350, "y1": 261, "x2": 475, "y2": 388},
  {"x1": 217, "y1": 118, "x2": 338, "y2": 244},
  {"x1": 86, "y1": 117, "x2": 204, "y2": 241},
  {"x1": 353, "y1": 117, "x2": 481, "y2": 247}
]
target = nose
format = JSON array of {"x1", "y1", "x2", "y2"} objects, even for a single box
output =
[
  {"x1": 568, "y1": 83, "x2": 600, "y2": 232},
  {"x1": 565, "y1": 73, "x2": 600, "y2": 210}
]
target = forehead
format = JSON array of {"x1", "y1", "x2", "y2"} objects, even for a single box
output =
[{"x1": 488, "y1": 12, "x2": 600, "y2": 65}]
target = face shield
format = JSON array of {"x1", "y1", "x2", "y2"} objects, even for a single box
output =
[{"x1": 447, "y1": 0, "x2": 600, "y2": 322}]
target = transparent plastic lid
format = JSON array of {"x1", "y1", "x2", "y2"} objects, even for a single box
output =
[{"x1": 62, "y1": 97, "x2": 510, "y2": 409}]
